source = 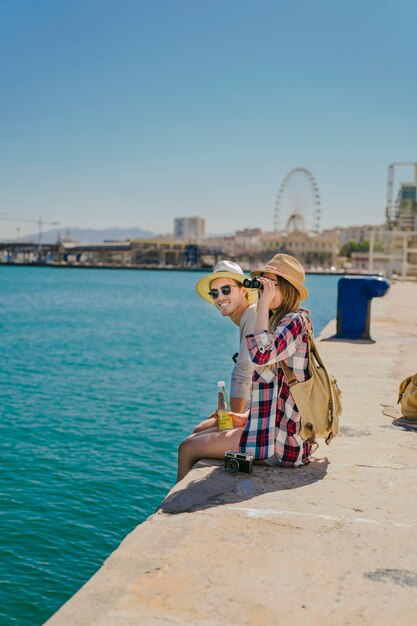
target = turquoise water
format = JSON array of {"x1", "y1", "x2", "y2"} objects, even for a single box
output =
[{"x1": 0, "y1": 267, "x2": 339, "y2": 625}]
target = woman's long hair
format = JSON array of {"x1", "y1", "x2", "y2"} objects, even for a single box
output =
[{"x1": 267, "y1": 275, "x2": 301, "y2": 332}]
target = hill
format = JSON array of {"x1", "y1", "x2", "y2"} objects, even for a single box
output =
[{"x1": 23, "y1": 227, "x2": 157, "y2": 244}]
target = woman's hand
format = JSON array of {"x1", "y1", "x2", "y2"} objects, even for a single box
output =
[
  {"x1": 257, "y1": 276, "x2": 277, "y2": 309},
  {"x1": 253, "y1": 276, "x2": 277, "y2": 333}
]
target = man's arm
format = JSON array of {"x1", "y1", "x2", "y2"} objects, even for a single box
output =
[
  {"x1": 230, "y1": 396, "x2": 248, "y2": 412},
  {"x1": 192, "y1": 414, "x2": 217, "y2": 433},
  {"x1": 229, "y1": 306, "x2": 256, "y2": 411}
]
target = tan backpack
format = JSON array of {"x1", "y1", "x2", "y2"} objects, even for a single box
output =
[
  {"x1": 398, "y1": 374, "x2": 417, "y2": 419},
  {"x1": 281, "y1": 314, "x2": 342, "y2": 445}
]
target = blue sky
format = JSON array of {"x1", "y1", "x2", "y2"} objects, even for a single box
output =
[{"x1": 0, "y1": 0, "x2": 416, "y2": 239}]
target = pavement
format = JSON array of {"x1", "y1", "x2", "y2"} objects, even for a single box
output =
[{"x1": 46, "y1": 281, "x2": 417, "y2": 626}]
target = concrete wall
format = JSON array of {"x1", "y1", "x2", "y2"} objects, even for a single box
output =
[{"x1": 46, "y1": 282, "x2": 417, "y2": 626}]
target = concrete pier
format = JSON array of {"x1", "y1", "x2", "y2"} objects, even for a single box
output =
[{"x1": 46, "y1": 282, "x2": 417, "y2": 626}]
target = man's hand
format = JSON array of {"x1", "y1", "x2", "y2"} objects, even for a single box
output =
[
  {"x1": 228, "y1": 410, "x2": 249, "y2": 427},
  {"x1": 206, "y1": 409, "x2": 218, "y2": 427},
  {"x1": 192, "y1": 412, "x2": 217, "y2": 433}
]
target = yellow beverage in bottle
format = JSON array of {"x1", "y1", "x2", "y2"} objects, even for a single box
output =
[
  {"x1": 217, "y1": 381, "x2": 233, "y2": 431},
  {"x1": 217, "y1": 410, "x2": 233, "y2": 431}
]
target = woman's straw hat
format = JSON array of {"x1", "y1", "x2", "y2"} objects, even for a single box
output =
[
  {"x1": 251, "y1": 254, "x2": 309, "y2": 301},
  {"x1": 195, "y1": 260, "x2": 258, "y2": 305}
]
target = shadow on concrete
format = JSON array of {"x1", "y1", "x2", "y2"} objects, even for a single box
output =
[
  {"x1": 321, "y1": 336, "x2": 376, "y2": 344},
  {"x1": 159, "y1": 457, "x2": 329, "y2": 514},
  {"x1": 381, "y1": 405, "x2": 417, "y2": 432},
  {"x1": 392, "y1": 417, "x2": 417, "y2": 433},
  {"x1": 339, "y1": 425, "x2": 371, "y2": 437}
]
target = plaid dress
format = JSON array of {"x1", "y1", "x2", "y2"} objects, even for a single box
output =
[{"x1": 239, "y1": 309, "x2": 312, "y2": 467}]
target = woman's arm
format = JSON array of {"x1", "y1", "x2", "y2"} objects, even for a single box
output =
[
  {"x1": 246, "y1": 319, "x2": 303, "y2": 366},
  {"x1": 246, "y1": 277, "x2": 305, "y2": 366},
  {"x1": 253, "y1": 276, "x2": 276, "y2": 334}
]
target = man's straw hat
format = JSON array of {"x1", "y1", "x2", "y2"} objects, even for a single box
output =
[
  {"x1": 195, "y1": 260, "x2": 258, "y2": 305},
  {"x1": 251, "y1": 254, "x2": 309, "y2": 301}
]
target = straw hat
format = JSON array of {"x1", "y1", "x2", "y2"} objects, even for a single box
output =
[
  {"x1": 195, "y1": 260, "x2": 258, "y2": 305},
  {"x1": 251, "y1": 254, "x2": 309, "y2": 301}
]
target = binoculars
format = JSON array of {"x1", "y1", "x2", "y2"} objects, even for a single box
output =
[{"x1": 243, "y1": 277, "x2": 262, "y2": 289}]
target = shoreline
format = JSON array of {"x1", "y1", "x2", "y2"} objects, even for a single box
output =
[{"x1": 0, "y1": 262, "x2": 380, "y2": 276}]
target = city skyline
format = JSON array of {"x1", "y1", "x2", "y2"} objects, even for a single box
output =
[
  {"x1": 9, "y1": 216, "x2": 391, "y2": 245},
  {"x1": 1, "y1": 0, "x2": 416, "y2": 240}
]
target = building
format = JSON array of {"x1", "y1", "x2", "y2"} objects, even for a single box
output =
[
  {"x1": 386, "y1": 163, "x2": 417, "y2": 230},
  {"x1": 337, "y1": 225, "x2": 382, "y2": 247},
  {"x1": 367, "y1": 229, "x2": 417, "y2": 278},
  {"x1": 260, "y1": 230, "x2": 340, "y2": 267},
  {"x1": 234, "y1": 228, "x2": 262, "y2": 252},
  {"x1": 397, "y1": 183, "x2": 417, "y2": 231},
  {"x1": 364, "y1": 163, "x2": 417, "y2": 277},
  {"x1": 204, "y1": 234, "x2": 236, "y2": 256},
  {"x1": 174, "y1": 217, "x2": 205, "y2": 241}
]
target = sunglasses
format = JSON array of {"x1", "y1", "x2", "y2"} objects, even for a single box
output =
[{"x1": 208, "y1": 284, "x2": 239, "y2": 299}]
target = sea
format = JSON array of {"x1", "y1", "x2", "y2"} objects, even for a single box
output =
[{"x1": 0, "y1": 266, "x2": 340, "y2": 625}]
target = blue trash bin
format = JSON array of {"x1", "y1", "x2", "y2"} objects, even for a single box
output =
[{"x1": 336, "y1": 276, "x2": 390, "y2": 340}]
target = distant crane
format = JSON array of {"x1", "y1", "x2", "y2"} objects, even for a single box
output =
[{"x1": 0, "y1": 215, "x2": 60, "y2": 246}]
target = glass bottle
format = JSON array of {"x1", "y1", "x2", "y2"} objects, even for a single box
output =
[{"x1": 217, "y1": 381, "x2": 233, "y2": 431}]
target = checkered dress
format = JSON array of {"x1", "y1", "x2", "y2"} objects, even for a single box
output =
[{"x1": 239, "y1": 309, "x2": 312, "y2": 467}]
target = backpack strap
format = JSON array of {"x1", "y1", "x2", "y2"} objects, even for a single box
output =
[
  {"x1": 280, "y1": 311, "x2": 312, "y2": 387},
  {"x1": 280, "y1": 313, "x2": 332, "y2": 412},
  {"x1": 280, "y1": 359, "x2": 298, "y2": 387},
  {"x1": 298, "y1": 310, "x2": 326, "y2": 370},
  {"x1": 280, "y1": 311, "x2": 339, "y2": 446}
]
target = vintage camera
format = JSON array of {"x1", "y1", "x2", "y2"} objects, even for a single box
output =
[
  {"x1": 243, "y1": 277, "x2": 262, "y2": 290},
  {"x1": 224, "y1": 450, "x2": 254, "y2": 474}
]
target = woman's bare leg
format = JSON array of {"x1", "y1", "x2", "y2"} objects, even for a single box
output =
[{"x1": 177, "y1": 427, "x2": 244, "y2": 483}]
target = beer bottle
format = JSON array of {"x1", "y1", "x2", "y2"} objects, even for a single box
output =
[{"x1": 217, "y1": 381, "x2": 233, "y2": 431}]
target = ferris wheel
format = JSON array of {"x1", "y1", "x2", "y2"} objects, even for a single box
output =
[{"x1": 274, "y1": 168, "x2": 321, "y2": 233}]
